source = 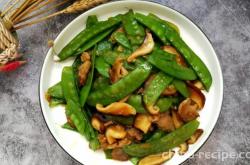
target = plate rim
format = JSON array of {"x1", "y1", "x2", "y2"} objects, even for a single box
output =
[{"x1": 38, "y1": 0, "x2": 224, "y2": 164}]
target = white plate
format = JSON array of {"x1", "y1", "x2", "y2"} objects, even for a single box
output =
[{"x1": 39, "y1": 1, "x2": 223, "y2": 165}]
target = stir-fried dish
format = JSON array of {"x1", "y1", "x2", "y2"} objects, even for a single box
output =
[{"x1": 45, "y1": 10, "x2": 212, "y2": 165}]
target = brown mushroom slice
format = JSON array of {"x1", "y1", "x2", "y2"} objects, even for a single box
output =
[
  {"x1": 138, "y1": 151, "x2": 175, "y2": 165},
  {"x1": 78, "y1": 52, "x2": 91, "y2": 86},
  {"x1": 111, "y1": 148, "x2": 130, "y2": 161},
  {"x1": 109, "y1": 57, "x2": 124, "y2": 83},
  {"x1": 187, "y1": 129, "x2": 204, "y2": 144},
  {"x1": 146, "y1": 105, "x2": 160, "y2": 115},
  {"x1": 178, "y1": 142, "x2": 189, "y2": 155},
  {"x1": 96, "y1": 102, "x2": 136, "y2": 116},
  {"x1": 127, "y1": 127, "x2": 143, "y2": 141},
  {"x1": 134, "y1": 114, "x2": 152, "y2": 133},
  {"x1": 162, "y1": 45, "x2": 186, "y2": 66},
  {"x1": 154, "y1": 112, "x2": 175, "y2": 132},
  {"x1": 178, "y1": 98, "x2": 199, "y2": 122},
  {"x1": 192, "y1": 80, "x2": 204, "y2": 90},
  {"x1": 105, "y1": 125, "x2": 127, "y2": 144},
  {"x1": 127, "y1": 31, "x2": 155, "y2": 62},
  {"x1": 91, "y1": 116, "x2": 105, "y2": 133},
  {"x1": 162, "y1": 84, "x2": 177, "y2": 96},
  {"x1": 188, "y1": 84, "x2": 206, "y2": 110},
  {"x1": 171, "y1": 110, "x2": 184, "y2": 129}
]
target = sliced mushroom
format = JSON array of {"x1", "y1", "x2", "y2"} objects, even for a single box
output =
[
  {"x1": 91, "y1": 115, "x2": 105, "y2": 133},
  {"x1": 134, "y1": 114, "x2": 152, "y2": 133},
  {"x1": 127, "y1": 31, "x2": 155, "y2": 62},
  {"x1": 171, "y1": 110, "x2": 184, "y2": 129},
  {"x1": 78, "y1": 52, "x2": 91, "y2": 86},
  {"x1": 192, "y1": 80, "x2": 204, "y2": 90},
  {"x1": 109, "y1": 57, "x2": 128, "y2": 83},
  {"x1": 127, "y1": 127, "x2": 143, "y2": 141},
  {"x1": 98, "y1": 134, "x2": 131, "y2": 149},
  {"x1": 178, "y1": 98, "x2": 199, "y2": 122},
  {"x1": 162, "y1": 45, "x2": 186, "y2": 66},
  {"x1": 138, "y1": 151, "x2": 175, "y2": 165},
  {"x1": 162, "y1": 84, "x2": 177, "y2": 96},
  {"x1": 146, "y1": 105, "x2": 160, "y2": 115},
  {"x1": 187, "y1": 129, "x2": 204, "y2": 144},
  {"x1": 105, "y1": 125, "x2": 127, "y2": 144},
  {"x1": 188, "y1": 84, "x2": 205, "y2": 110},
  {"x1": 96, "y1": 102, "x2": 136, "y2": 116},
  {"x1": 178, "y1": 142, "x2": 188, "y2": 155},
  {"x1": 154, "y1": 112, "x2": 175, "y2": 132},
  {"x1": 111, "y1": 148, "x2": 130, "y2": 161}
]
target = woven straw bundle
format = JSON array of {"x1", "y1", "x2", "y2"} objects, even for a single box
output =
[{"x1": 0, "y1": 0, "x2": 109, "y2": 70}]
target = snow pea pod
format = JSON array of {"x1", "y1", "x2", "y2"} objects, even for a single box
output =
[
  {"x1": 49, "y1": 98, "x2": 65, "y2": 107},
  {"x1": 104, "y1": 115, "x2": 134, "y2": 125},
  {"x1": 148, "y1": 52, "x2": 197, "y2": 80},
  {"x1": 123, "y1": 120, "x2": 200, "y2": 157},
  {"x1": 62, "y1": 122, "x2": 77, "y2": 131},
  {"x1": 95, "y1": 56, "x2": 110, "y2": 78},
  {"x1": 156, "y1": 97, "x2": 179, "y2": 113},
  {"x1": 134, "y1": 13, "x2": 168, "y2": 44},
  {"x1": 47, "y1": 82, "x2": 64, "y2": 99},
  {"x1": 86, "y1": 15, "x2": 98, "y2": 28},
  {"x1": 135, "y1": 13, "x2": 212, "y2": 90},
  {"x1": 65, "y1": 100, "x2": 87, "y2": 136},
  {"x1": 143, "y1": 72, "x2": 173, "y2": 111},
  {"x1": 148, "y1": 13, "x2": 180, "y2": 35},
  {"x1": 96, "y1": 40, "x2": 113, "y2": 55},
  {"x1": 114, "y1": 31, "x2": 131, "y2": 49},
  {"x1": 122, "y1": 10, "x2": 145, "y2": 48},
  {"x1": 146, "y1": 130, "x2": 166, "y2": 142},
  {"x1": 93, "y1": 76, "x2": 110, "y2": 91},
  {"x1": 173, "y1": 79, "x2": 190, "y2": 97},
  {"x1": 87, "y1": 62, "x2": 152, "y2": 106},
  {"x1": 79, "y1": 51, "x2": 96, "y2": 107},
  {"x1": 74, "y1": 28, "x2": 115, "y2": 56},
  {"x1": 58, "y1": 15, "x2": 121, "y2": 60},
  {"x1": 127, "y1": 95, "x2": 147, "y2": 113},
  {"x1": 61, "y1": 67, "x2": 79, "y2": 103}
]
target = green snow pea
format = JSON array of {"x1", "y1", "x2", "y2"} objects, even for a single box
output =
[
  {"x1": 58, "y1": 15, "x2": 121, "y2": 60},
  {"x1": 49, "y1": 98, "x2": 65, "y2": 107},
  {"x1": 127, "y1": 95, "x2": 147, "y2": 113},
  {"x1": 62, "y1": 122, "x2": 77, "y2": 131},
  {"x1": 61, "y1": 66, "x2": 79, "y2": 103},
  {"x1": 148, "y1": 52, "x2": 197, "y2": 80},
  {"x1": 84, "y1": 107, "x2": 100, "y2": 150},
  {"x1": 146, "y1": 130, "x2": 166, "y2": 142},
  {"x1": 130, "y1": 157, "x2": 140, "y2": 165},
  {"x1": 86, "y1": 15, "x2": 98, "y2": 28},
  {"x1": 134, "y1": 13, "x2": 169, "y2": 44},
  {"x1": 93, "y1": 76, "x2": 110, "y2": 91},
  {"x1": 65, "y1": 100, "x2": 87, "y2": 136},
  {"x1": 143, "y1": 72, "x2": 173, "y2": 111},
  {"x1": 74, "y1": 27, "x2": 115, "y2": 56},
  {"x1": 135, "y1": 13, "x2": 212, "y2": 90},
  {"x1": 114, "y1": 31, "x2": 131, "y2": 49},
  {"x1": 156, "y1": 97, "x2": 179, "y2": 113},
  {"x1": 122, "y1": 10, "x2": 145, "y2": 48},
  {"x1": 47, "y1": 82, "x2": 64, "y2": 99},
  {"x1": 102, "y1": 50, "x2": 130, "y2": 65},
  {"x1": 95, "y1": 56, "x2": 110, "y2": 78},
  {"x1": 96, "y1": 40, "x2": 113, "y2": 55},
  {"x1": 79, "y1": 50, "x2": 96, "y2": 107},
  {"x1": 123, "y1": 120, "x2": 200, "y2": 157},
  {"x1": 104, "y1": 115, "x2": 134, "y2": 125},
  {"x1": 173, "y1": 79, "x2": 190, "y2": 97},
  {"x1": 87, "y1": 62, "x2": 152, "y2": 106},
  {"x1": 148, "y1": 13, "x2": 180, "y2": 35}
]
